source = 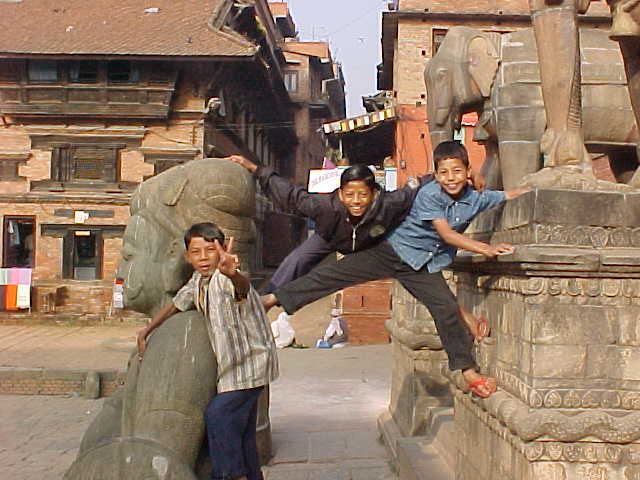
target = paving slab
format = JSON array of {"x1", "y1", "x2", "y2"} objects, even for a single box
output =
[
  {"x1": 1, "y1": 341, "x2": 397, "y2": 479},
  {"x1": 0, "y1": 325, "x2": 137, "y2": 370}
]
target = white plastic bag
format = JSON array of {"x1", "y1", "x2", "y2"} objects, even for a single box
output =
[{"x1": 271, "y1": 312, "x2": 295, "y2": 349}]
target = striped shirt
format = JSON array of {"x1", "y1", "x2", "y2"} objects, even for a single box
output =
[{"x1": 173, "y1": 270, "x2": 279, "y2": 393}]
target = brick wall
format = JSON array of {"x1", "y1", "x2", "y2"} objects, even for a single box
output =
[{"x1": 0, "y1": 368, "x2": 126, "y2": 397}]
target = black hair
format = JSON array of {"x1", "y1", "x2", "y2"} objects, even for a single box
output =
[
  {"x1": 433, "y1": 141, "x2": 469, "y2": 170},
  {"x1": 339, "y1": 164, "x2": 377, "y2": 189},
  {"x1": 184, "y1": 222, "x2": 225, "y2": 249}
]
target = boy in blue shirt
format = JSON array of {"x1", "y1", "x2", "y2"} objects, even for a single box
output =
[{"x1": 263, "y1": 141, "x2": 528, "y2": 397}]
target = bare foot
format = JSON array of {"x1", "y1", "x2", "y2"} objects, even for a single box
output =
[
  {"x1": 261, "y1": 293, "x2": 278, "y2": 312},
  {"x1": 462, "y1": 368, "x2": 497, "y2": 398}
]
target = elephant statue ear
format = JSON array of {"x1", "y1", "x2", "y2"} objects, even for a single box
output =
[
  {"x1": 468, "y1": 36, "x2": 499, "y2": 98},
  {"x1": 433, "y1": 67, "x2": 453, "y2": 126}
]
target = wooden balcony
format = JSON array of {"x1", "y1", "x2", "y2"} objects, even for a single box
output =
[
  {"x1": 0, "y1": 83, "x2": 175, "y2": 118},
  {"x1": 0, "y1": 60, "x2": 177, "y2": 118}
]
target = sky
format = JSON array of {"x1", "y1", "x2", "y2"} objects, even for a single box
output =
[{"x1": 285, "y1": 0, "x2": 387, "y2": 118}]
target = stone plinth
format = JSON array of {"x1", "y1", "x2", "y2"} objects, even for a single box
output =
[{"x1": 452, "y1": 189, "x2": 640, "y2": 480}]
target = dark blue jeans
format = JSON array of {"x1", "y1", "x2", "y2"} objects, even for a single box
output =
[
  {"x1": 262, "y1": 232, "x2": 333, "y2": 294},
  {"x1": 205, "y1": 386, "x2": 264, "y2": 480}
]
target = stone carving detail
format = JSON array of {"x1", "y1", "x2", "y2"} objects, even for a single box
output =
[
  {"x1": 457, "y1": 275, "x2": 640, "y2": 302},
  {"x1": 497, "y1": 369, "x2": 640, "y2": 411},
  {"x1": 459, "y1": 393, "x2": 633, "y2": 464},
  {"x1": 479, "y1": 389, "x2": 640, "y2": 443},
  {"x1": 490, "y1": 225, "x2": 640, "y2": 248},
  {"x1": 65, "y1": 158, "x2": 260, "y2": 479}
]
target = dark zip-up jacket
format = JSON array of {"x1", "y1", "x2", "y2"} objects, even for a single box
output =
[{"x1": 255, "y1": 166, "x2": 434, "y2": 254}]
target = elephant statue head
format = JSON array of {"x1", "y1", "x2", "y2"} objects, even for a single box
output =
[
  {"x1": 425, "y1": 27, "x2": 500, "y2": 149},
  {"x1": 117, "y1": 157, "x2": 256, "y2": 316}
]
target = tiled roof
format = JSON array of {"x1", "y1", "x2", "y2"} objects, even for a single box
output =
[{"x1": 0, "y1": 0, "x2": 258, "y2": 57}]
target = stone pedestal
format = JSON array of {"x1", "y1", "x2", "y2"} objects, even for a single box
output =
[{"x1": 452, "y1": 189, "x2": 640, "y2": 480}]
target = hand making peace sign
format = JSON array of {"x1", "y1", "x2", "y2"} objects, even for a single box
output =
[{"x1": 215, "y1": 237, "x2": 241, "y2": 278}]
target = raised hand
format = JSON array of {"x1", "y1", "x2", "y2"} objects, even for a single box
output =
[
  {"x1": 226, "y1": 155, "x2": 258, "y2": 173},
  {"x1": 215, "y1": 237, "x2": 241, "y2": 278}
]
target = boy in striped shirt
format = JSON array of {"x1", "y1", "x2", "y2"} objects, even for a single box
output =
[{"x1": 137, "y1": 222, "x2": 278, "y2": 480}]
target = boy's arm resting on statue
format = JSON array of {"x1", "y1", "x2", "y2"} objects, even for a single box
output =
[
  {"x1": 430, "y1": 187, "x2": 529, "y2": 257},
  {"x1": 227, "y1": 154, "x2": 321, "y2": 220},
  {"x1": 431, "y1": 218, "x2": 514, "y2": 257},
  {"x1": 504, "y1": 187, "x2": 530, "y2": 200},
  {"x1": 137, "y1": 302, "x2": 179, "y2": 358}
]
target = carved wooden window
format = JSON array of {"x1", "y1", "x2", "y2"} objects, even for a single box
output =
[
  {"x1": 3, "y1": 216, "x2": 35, "y2": 268},
  {"x1": 432, "y1": 29, "x2": 448, "y2": 56},
  {"x1": 27, "y1": 60, "x2": 58, "y2": 83},
  {"x1": 51, "y1": 144, "x2": 123, "y2": 183},
  {"x1": 0, "y1": 60, "x2": 20, "y2": 83},
  {"x1": 107, "y1": 60, "x2": 139, "y2": 84},
  {"x1": 69, "y1": 61, "x2": 99, "y2": 83}
]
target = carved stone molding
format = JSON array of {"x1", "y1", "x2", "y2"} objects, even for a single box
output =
[
  {"x1": 458, "y1": 392, "x2": 640, "y2": 465},
  {"x1": 456, "y1": 274, "x2": 640, "y2": 301},
  {"x1": 488, "y1": 224, "x2": 640, "y2": 248},
  {"x1": 460, "y1": 387, "x2": 640, "y2": 443},
  {"x1": 495, "y1": 369, "x2": 640, "y2": 411}
]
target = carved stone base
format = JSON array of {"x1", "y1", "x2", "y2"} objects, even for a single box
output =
[{"x1": 456, "y1": 391, "x2": 640, "y2": 480}]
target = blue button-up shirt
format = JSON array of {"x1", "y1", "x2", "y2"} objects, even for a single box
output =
[{"x1": 387, "y1": 181, "x2": 506, "y2": 272}]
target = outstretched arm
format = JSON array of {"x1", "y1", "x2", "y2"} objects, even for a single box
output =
[
  {"x1": 432, "y1": 218, "x2": 514, "y2": 257},
  {"x1": 226, "y1": 155, "x2": 322, "y2": 219},
  {"x1": 505, "y1": 187, "x2": 530, "y2": 200}
]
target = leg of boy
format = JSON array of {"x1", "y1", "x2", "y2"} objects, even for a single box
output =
[
  {"x1": 241, "y1": 392, "x2": 263, "y2": 480},
  {"x1": 275, "y1": 242, "x2": 397, "y2": 314},
  {"x1": 395, "y1": 268, "x2": 475, "y2": 371},
  {"x1": 205, "y1": 387, "x2": 265, "y2": 480},
  {"x1": 396, "y1": 267, "x2": 496, "y2": 397},
  {"x1": 262, "y1": 233, "x2": 333, "y2": 294}
]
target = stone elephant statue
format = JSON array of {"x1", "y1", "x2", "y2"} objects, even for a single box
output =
[
  {"x1": 65, "y1": 158, "x2": 269, "y2": 480},
  {"x1": 425, "y1": 26, "x2": 640, "y2": 190}
]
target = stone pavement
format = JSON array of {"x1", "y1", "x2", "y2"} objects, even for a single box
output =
[{"x1": 0, "y1": 320, "x2": 395, "y2": 480}]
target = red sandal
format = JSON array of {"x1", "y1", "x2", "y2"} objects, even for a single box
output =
[{"x1": 468, "y1": 376, "x2": 497, "y2": 398}]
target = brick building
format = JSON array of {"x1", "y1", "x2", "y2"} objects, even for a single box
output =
[
  {"x1": 262, "y1": 2, "x2": 346, "y2": 267},
  {"x1": 0, "y1": 0, "x2": 303, "y2": 321},
  {"x1": 379, "y1": 0, "x2": 611, "y2": 183}
]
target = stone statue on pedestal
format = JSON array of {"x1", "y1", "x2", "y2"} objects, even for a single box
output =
[{"x1": 64, "y1": 158, "x2": 267, "y2": 479}]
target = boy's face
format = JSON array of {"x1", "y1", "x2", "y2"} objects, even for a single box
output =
[
  {"x1": 338, "y1": 180, "x2": 375, "y2": 217},
  {"x1": 435, "y1": 157, "x2": 469, "y2": 198},
  {"x1": 184, "y1": 236, "x2": 221, "y2": 277}
]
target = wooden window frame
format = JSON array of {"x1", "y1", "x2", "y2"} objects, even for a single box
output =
[
  {"x1": 432, "y1": 28, "x2": 448, "y2": 57},
  {"x1": 2, "y1": 215, "x2": 36, "y2": 268},
  {"x1": 50, "y1": 143, "x2": 124, "y2": 184},
  {"x1": 27, "y1": 59, "x2": 59, "y2": 83},
  {"x1": 62, "y1": 229, "x2": 103, "y2": 280}
]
